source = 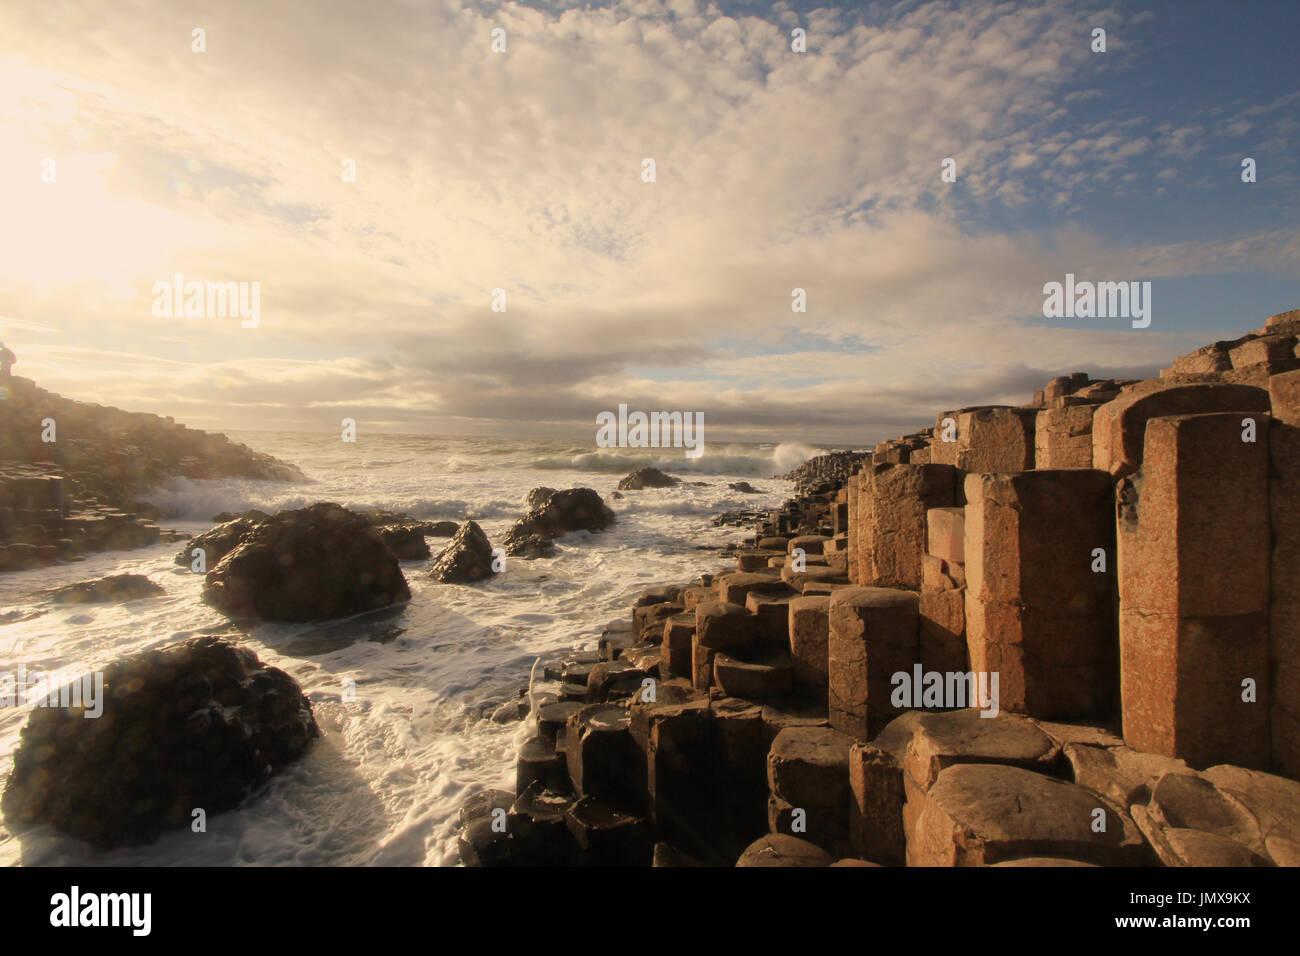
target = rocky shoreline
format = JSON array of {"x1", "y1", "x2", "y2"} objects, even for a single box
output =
[
  {"x1": 458, "y1": 308, "x2": 1300, "y2": 867},
  {"x1": 0, "y1": 376, "x2": 302, "y2": 572}
]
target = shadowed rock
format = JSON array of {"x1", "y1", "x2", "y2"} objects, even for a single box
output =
[
  {"x1": 502, "y1": 487, "x2": 615, "y2": 557},
  {"x1": 429, "y1": 519, "x2": 497, "y2": 583},
  {"x1": 202, "y1": 502, "x2": 410, "y2": 620},
  {"x1": 1, "y1": 636, "x2": 319, "y2": 849}
]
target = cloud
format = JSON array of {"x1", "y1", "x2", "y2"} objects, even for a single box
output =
[{"x1": 0, "y1": 0, "x2": 1296, "y2": 445}]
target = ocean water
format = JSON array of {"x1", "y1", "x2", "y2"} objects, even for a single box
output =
[{"x1": 0, "y1": 433, "x2": 821, "y2": 867}]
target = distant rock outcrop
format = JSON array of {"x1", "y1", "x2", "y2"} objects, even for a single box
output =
[
  {"x1": 502, "y1": 487, "x2": 616, "y2": 557},
  {"x1": 429, "y1": 520, "x2": 498, "y2": 583},
  {"x1": 0, "y1": 376, "x2": 302, "y2": 572},
  {"x1": 618, "y1": 467, "x2": 680, "y2": 491},
  {"x1": 780, "y1": 451, "x2": 870, "y2": 496},
  {"x1": 202, "y1": 503, "x2": 410, "y2": 621},
  {"x1": 1, "y1": 636, "x2": 319, "y2": 849}
]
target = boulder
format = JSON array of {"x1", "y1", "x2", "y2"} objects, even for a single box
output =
[
  {"x1": 45, "y1": 573, "x2": 164, "y2": 604},
  {"x1": 174, "y1": 516, "x2": 260, "y2": 568},
  {"x1": 502, "y1": 487, "x2": 615, "y2": 555},
  {"x1": 617, "y1": 467, "x2": 680, "y2": 491},
  {"x1": 202, "y1": 503, "x2": 410, "y2": 621},
  {"x1": 429, "y1": 519, "x2": 497, "y2": 584},
  {"x1": 525, "y1": 487, "x2": 557, "y2": 510},
  {"x1": 2, "y1": 637, "x2": 319, "y2": 849},
  {"x1": 376, "y1": 525, "x2": 430, "y2": 560}
]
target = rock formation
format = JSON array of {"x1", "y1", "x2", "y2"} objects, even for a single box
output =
[
  {"x1": 457, "y1": 308, "x2": 1300, "y2": 867},
  {"x1": 202, "y1": 502, "x2": 410, "y2": 621},
  {"x1": 429, "y1": 519, "x2": 497, "y2": 583},
  {"x1": 502, "y1": 487, "x2": 615, "y2": 557},
  {"x1": 617, "y1": 467, "x2": 680, "y2": 491},
  {"x1": 1, "y1": 637, "x2": 319, "y2": 849},
  {"x1": 0, "y1": 377, "x2": 302, "y2": 572}
]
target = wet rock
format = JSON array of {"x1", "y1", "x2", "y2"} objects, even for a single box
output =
[
  {"x1": 509, "y1": 783, "x2": 578, "y2": 865},
  {"x1": 517, "y1": 735, "x2": 567, "y2": 794},
  {"x1": 376, "y1": 525, "x2": 430, "y2": 561},
  {"x1": 618, "y1": 467, "x2": 681, "y2": 491},
  {"x1": 174, "y1": 517, "x2": 260, "y2": 568},
  {"x1": 45, "y1": 573, "x2": 164, "y2": 604},
  {"x1": 459, "y1": 789, "x2": 515, "y2": 828},
  {"x1": 502, "y1": 487, "x2": 615, "y2": 556},
  {"x1": 587, "y1": 660, "x2": 648, "y2": 703},
  {"x1": 505, "y1": 533, "x2": 556, "y2": 559},
  {"x1": 729, "y1": 481, "x2": 763, "y2": 494},
  {"x1": 429, "y1": 519, "x2": 497, "y2": 584},
  {"x1": 202, "y1": 503, "x2": 410, "y2": 620},
  {"x1": 2, "y1": 636, "x2": 319, "y2": 849},
  {"x1": 526, "y1": 487, "x2": 557, "y2": 510},
  {"x1": 566, "y1": 795, "x2": 650, "y2": 865}
]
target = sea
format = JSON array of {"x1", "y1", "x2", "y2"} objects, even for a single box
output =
[{"x1": 0, "y1": 433, "x2": 826, "y2": 866}]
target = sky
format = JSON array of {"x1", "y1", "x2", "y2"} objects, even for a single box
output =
[{"x1": 1, "y1": 0, "x2": 1298, "y2": 445}]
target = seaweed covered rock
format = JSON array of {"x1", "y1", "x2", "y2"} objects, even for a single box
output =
[{"x1": 1, "y1": 637, "x2": 319, "y2": 849}]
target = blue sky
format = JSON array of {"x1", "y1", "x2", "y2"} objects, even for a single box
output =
[{"x1": 0, "y1": 0, "x2": 1297, "y2": 443}]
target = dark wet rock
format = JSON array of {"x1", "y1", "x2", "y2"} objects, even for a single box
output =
[
  {"x1": 202, "y1": 502, "x2": 410, "y2": 621},
  {"x1": 729, "y1": 481, "x2": 764, "y2": 494},
  {"x1": 458, "y1": 789, "x2": 515, "y2": 828},
  {"x1": 510, "y1": 783, "x2": 579, "y2": 865},
  {"x1": 1, "y1": 636, "x2": 319, "y2": 849},
  {"x1": 507, "y1": 533, "x2": 557, "y2": 559},
  {"x1": 617, "y1": 467, "x2": 680, "y2": 491},
  {"x1": 377, "y1": 525, "x2": 430, "y2": 561},
  {"x1": 502, "y1": 487, "x2": 615, "y2": 556},
  {"x1": 45, "y1": 573, "x2": 164, "y2": 604},
  {"x1": 526, "y1": 487, "x2": 558, "y2": 510},
  {"x1": 174, "y1": 517, "x2": 260, "y2": 568},
  {"x1": 427, "y1": 521, "x2": 459, "y2": 537},
  {"x1": 429, "y1": 519, "x2": 497, "y2": 584}
]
